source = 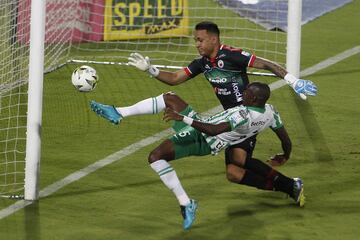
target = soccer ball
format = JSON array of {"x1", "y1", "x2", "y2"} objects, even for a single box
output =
[{"x1": 71, "y1": 65, "x2": 98, "y2": 92}]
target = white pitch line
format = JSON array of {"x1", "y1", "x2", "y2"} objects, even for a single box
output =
[
  {"x1": 300, "y1": 45, "x2": 360, "y2": 77},
  {"x1": 1, "y1": 45, "x2": 359, "y2": 220}
]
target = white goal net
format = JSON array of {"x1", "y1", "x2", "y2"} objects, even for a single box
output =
[
  {"x1": 0, "y1": 0, "x2": 296, "y2": 198},
  {"x1": 70, "y1": 0, "x2": 287, "y2": 68},
  {"x1": 0, "y1": 0, "x2": 75, "y2": 196}
]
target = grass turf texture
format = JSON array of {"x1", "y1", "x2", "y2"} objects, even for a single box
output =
[{"x1": 1, "y1": 0, "x2": 360, "y2": 239}]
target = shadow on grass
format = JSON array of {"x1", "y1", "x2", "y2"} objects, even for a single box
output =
[
  {"x1": 168, "y1": 209, "x2": 264, "y2": 240},
  {"x1": 24, "y1": 201, "x2": 40, "y2": 240},
  {"x1": 166, "y1": 190, "x2": 305, "y2": 240},
  {"x1": 42, "y1": 170, "x2": 225, "y2": 200},
  {"x1": 294, "y1": 97, "x2": 334, "y2": 164}
]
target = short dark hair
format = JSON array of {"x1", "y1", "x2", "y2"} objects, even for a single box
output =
[
  {"x1": 195, "y1": 21, "x2": 220, "y2": 36},
  {"x1": 248, "y1": 82, "x2": 271, "y2": 105}
]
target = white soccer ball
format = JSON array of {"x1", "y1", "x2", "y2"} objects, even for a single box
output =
[{"x1": 71, "y1": 65, "x2": 98, "y2": 92}]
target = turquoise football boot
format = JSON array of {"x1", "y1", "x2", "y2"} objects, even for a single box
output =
[
  {"x1": 90, "y1": 100, "x2": 122, "y2": 125},
  {"x1": 180, "y1": 199, "x2": 198, "y2": 230}
]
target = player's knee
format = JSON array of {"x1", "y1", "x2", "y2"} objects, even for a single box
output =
[
  {"x1": 226, "y1": 165, "x2": 245, "y2": 183},
  {"x1": 148, "y1": 148, "x2": 163, "y2": 164},
  {"x1": 226, "y1": 170, "x2": 238, "y2": 183},
  {"x1": 226, "y1": 165, "x2": 237, "y2": 182},
  {"x1": 163, "y1": 92, "x2": 179, "y2": 107},
  {"x1": 163, "y1": 92, "x2": 188, "y2": 112}
]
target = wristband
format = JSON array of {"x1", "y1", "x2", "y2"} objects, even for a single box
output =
[
  {"x1": 182, "y1": 116, "x2": 193, "y2": 125},
  {"x1": 284, "y1": 73, "x2": 297, "y2": 86},
  {"x1": 148, "y1": 65, "x2": 160, "y2": 77}
]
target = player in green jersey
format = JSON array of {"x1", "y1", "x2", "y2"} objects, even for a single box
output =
[{"x1": 90, "y1": 82, "x2": 305, "y2": 230}]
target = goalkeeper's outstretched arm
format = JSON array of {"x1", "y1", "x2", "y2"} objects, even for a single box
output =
[
  {"x1": 155, "y1": 69, "x2": 189, "y2": 86},
  {"x1": 251, "y1": 57, "x2": 318, "y2": 100},
  {"x1": 251, "y1": 56, "x2": 288, "y2": 79},
  {"x1": 127, "y1": 52, "x2": 189, "y2": 86}
]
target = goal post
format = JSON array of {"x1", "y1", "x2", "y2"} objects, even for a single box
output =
[
  {"x1": 0, "y1": 0, "x2": 75, "y2": 199},
  {"x1": 0, "y1": 0, "x2": 302, "y2": 200},
  {"x1": 287, "y1": 0, "x2": 302, "y2": 78},
  {"x1": 24, "y1": 0, "x2": 46, "y2": 201}
]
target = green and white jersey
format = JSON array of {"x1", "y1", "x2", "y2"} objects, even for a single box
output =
[{"x1": 203, "y1": 104, "x2": 283, "y2": 155}]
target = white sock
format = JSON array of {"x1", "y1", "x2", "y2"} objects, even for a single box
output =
[
  {"x1": 116, "y1": 94, "x2": 165, "y2": 117},
  {"x1": 150, "y1": 160, "x2": 191, "y2": 206}
]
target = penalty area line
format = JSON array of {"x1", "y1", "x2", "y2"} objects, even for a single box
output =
[{"x1": 0, "y1": 45, "x2": 358, "y2": 220}]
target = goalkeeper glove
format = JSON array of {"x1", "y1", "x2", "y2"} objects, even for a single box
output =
[
  {"x1": 284, "y1": 73, "x2": 318, "y2": 100},
  {"x1": 128, "y1": 52, "x2": 160, "y2": 77}
]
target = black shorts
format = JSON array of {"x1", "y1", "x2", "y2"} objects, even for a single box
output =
[{"x1": 225, "y1": 135, "x2": 257, "y2": 165}]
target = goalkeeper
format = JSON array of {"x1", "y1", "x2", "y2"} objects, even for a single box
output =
[
  {"x1": 90, "y1": 82, "x2": 305, "y2": 230},
  {"x1": 128, "y1": 21, "x2": 317, "y2": 167}
]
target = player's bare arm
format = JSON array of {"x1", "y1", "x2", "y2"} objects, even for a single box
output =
[
  {"x1": 251, "y1": 56, "x2": 318, "y2": 100},
  {"x1": 251, "y1": 57, "x2": 287, "y2": 78},
  {"x1": 156, "y1": 69, "x2": 189, "y2": 86},
  {"x1": 163, "y1": 108, "x2": 230, "y2": 136},
  {"x1": 268, "y1": 126, "x2": 292, "y2": 166},
  {"x1": 128, "y1": 52, "x2": 189, "y2": 86}
]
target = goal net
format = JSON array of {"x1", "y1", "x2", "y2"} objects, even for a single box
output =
[
  {"x1": 70, "y1": 0, "x2": 287, "y2": 69},
  {"x1": 0, "y1": 0, "x2": 76, "y2": 196},
  {"x1": 0, "y1": 0, "x2": 296, "y2": 199}
]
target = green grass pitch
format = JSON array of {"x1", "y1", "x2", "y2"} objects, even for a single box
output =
[{"x1": 1, "y1": 0, "x2": 360, "y2": 239}]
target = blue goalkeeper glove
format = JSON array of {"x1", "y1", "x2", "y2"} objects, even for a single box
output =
[
  {"x1": 293, "y1": 79, "x2": 318, "y2": 99},
  {"x1": 285, "y1": 74, "x2": 318, "y2": 100}
]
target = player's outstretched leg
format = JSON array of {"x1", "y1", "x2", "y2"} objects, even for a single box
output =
[
  {"x1": 90, "y1": 100, "x2": 122, "y2": 125},
  {"x1": 293, "y1": 178, "x2": 305, "y2": 207},
  {"x1": 180, "y1": 199, "x2": 198, "y2": 230},
  {"x1": 149, "y1": 139, "x2": 199, "y2": 230}
]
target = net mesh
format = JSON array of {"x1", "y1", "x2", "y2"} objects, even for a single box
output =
[{"x1": 70, "y1": 0, "x2": 287, "y2": 67}]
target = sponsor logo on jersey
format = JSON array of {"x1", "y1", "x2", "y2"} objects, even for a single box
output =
[
  {"x1": 218, "y1": 53, "x2": 226, "y2": 58},
  {"x1": 209, "y1": 77, "x2": 227, "y2": 83},
  {"x1": 239, "y1": 109, "x2": 247, "y2": 119},
  {"x1": 232, "y1": 82, "x2": 243, "y2": 102},
  {"x1": 229, "y1": 112, "x2": 242, "y2": 124},
  {"x1": 217, "y1": 60, "x2": 224, "y2": 68},
  {"x1": 251, "y1": 120, "x2": 266, "y2": 126},
  {"x1": 215, "y1": 87, "x2": 231, "y2": 95},
  {"x1": 214, "y1": 140, "x2": 226, "y2": 151},
  {"x1": 241, "y1": 50, "x2": 251, "y2": 57}
]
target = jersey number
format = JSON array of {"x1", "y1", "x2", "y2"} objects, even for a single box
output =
[
  {"x1": 214, "y1": 141, "x2": 226, "y2": 151},
  {"x1": 178, "y1": 131, "x2": 191, "y2": 138}
]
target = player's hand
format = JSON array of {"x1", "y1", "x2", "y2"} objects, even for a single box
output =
[
  {"x1": 163, "y1": 108, "x2": 182, "y2": 122},
  {"x1": 128, "y1": 52, "x2": 150, "y2": 71},
  {"x1": 267, "y1": 153, "x2": 288, "y2": 166},
  {"x1": 291, "y1": 79, "x2": 318, "y2": 100},
  {"x1": 128, "y1": 52, "x2": 160, "y2": 77},
  {"x1": 284, "y1": 73, "x2": 318, "y2": 100}
]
